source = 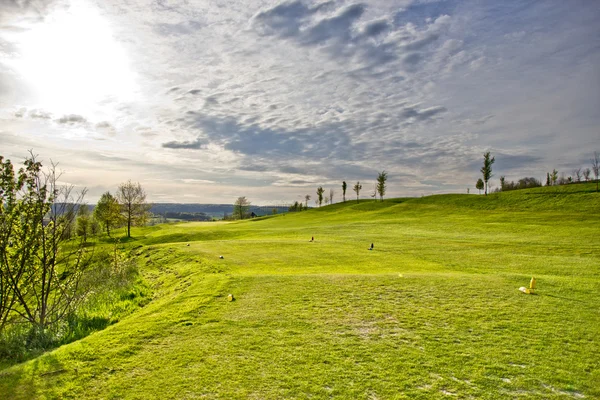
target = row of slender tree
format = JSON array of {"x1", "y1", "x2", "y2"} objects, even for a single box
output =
[{"x1": 312, "y1": 171, "x2": 388, "y2": 207}]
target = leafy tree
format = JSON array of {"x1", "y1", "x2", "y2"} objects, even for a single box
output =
[
  {"x1": 304, "y1": 194, "x2": 311, "y2": 208},
  {"x1": 376, "y1": 170, "x2": 387, "y2": 201},
  {"x1": 76, "y1": 205, "x2": 91, "y2": 242},
  {"x1": 234, "y1": 196, "x2": 250, "y2": 219},
  {"x1": 476, "y1": 178, "x2": 484, "y2": 194},
  {"x1": 116, "y1": 180, "x2": 150, "y2": 238},
  {"x1": 316, "y1": 186, "x2": 324, "y2": 207},
  {"x1": 551, "y1": 169, "x2": 558, "y2": 186},
  {"x1": 583, "y1": 168, "x2": 591, "y2": 182},
  {"x1": 93, "y1": 191, "x2": 121, "y2": 237},
  {"x1": 480, "y1": 152, "x2": 495, "y2": 196},
  {"x1": 342, "y1": 181, "x2": 347, "y2": 202},
  {"x1": 592, "y1": 151, "x2": 600, "y2": 192},
  {"x1": 0, "y1": 154, "x2": 92, "y2": 333},
  {"x1": 546, "y1": 172, "x2": 551, "y2": 186},
  {"x1": 499, "y1": 176, "x2": 505, "y2": 191},
  {"x1": 353, "y1": 181, "x2": 362, "y2": 203}
]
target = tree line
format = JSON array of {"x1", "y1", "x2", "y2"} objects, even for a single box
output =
[
  {"x1": 0, "y1": 153, "x2": 150, "y2": 360},
  {"x1": 309, "y1": 171, "x2": 388, "y2": 208},
  {"x1": 476, "y1": 151, "x2": 599, "y2": 195}
]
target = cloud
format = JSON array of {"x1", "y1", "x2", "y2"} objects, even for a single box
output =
[
  {"x1": 55, "y1": 114, "x2": 87, "y2": 124},
  {"x1": 162, "y1": 137, "x2": 208, "y2": 149}
]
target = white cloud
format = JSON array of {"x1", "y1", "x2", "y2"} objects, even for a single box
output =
[{"x1": 0, "y1": 0, "x2": 598, "y2": 203}]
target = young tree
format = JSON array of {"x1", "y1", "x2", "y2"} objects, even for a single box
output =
[
  {"x1": 342, "y1": 181, "x2": 347, "y2": 202},
  {"x1": 353, "y1": 181, "x2": 362, "y2": 203},
  {"x1": 116, "y1": 180, "x2": 151, "y2": 238},
  {"x1": 573, "y1": 168, "x2": 582, "y2": 183},
  {"x1": 316, "y1": 186, "x2": 324, "y2": 207},
  {"x1": 476, "y1": 178, "x2": 484, "y2": 194},
  {"x1": 592, "y1": 151, "x2": 600, "y2": 192},
  {"x1": 551, "y1": 169, "x2": 558, "y2": 186},
  {"x1": 234, "y1": 196, "x2": 251, "y2": 219},
  {"x1": 480, "y1": 152, "x2": 495, "y2": 196},
  {"x1": 376, "y1": 170, "x2": 388, "y2": 201},
  {"x1": 93, "y1": 191, "x2": 121, "y2": 237},
  {"x1": 546, "y1": 172, "x2": 551, "y2": 186},
  {"x1": 499, "y1": 176, "x2": 506, "y2": 191},
  {"x1": 76, "y1": 204, "x2": 91, "y2": 242},
  {"x1": 324, "y1": 196, "x2": 329, "y2": 205},
  {"x1": 304, "y1": 194, "x2": 311, "y2": 208},
  {"x1": 329, "y1": 188, "x2": 335, "y2": 204},
  {"x1": 583, "y1": 168, "x2": 591, "y2": 182},
  {"x1": 0, "y1": 154, "x2": 92, "y2": 332}
]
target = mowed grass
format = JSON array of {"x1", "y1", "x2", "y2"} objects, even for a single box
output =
[{"x1": 1, "y1": 183, "x2": 599, "y2": 399}]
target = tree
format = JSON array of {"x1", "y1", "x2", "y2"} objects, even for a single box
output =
[
  {"x1": 324, "y1": 196, "x2": 329, "y2": 205},
  {"x1": 0, "y1": 154, "x2": 92, "y2": 333},
  {"x1": 480, "y1": 152, "x2": 495, "y2": 196},
  {"x1": 573, "y1": 168, "x2": 582, "y2": 183},
  {"x1": 93, "y1": 191, "x2": 121, "y2": 237},
  {"x1": 353, "y1": 181, "x2": 362, "y2": 203},
  {"x1": 592, "y1": 151, "x2": 600, "y2": 192},
  {"x1": 116, "y1": 180, "x2": 150, "y2": 238},
  {"x1": 583, "y1": 168, "x2": 591, "y2": 182},
  {"x1": 342, "y1": 181, "x2": 347, "y2": 202},
  {"x1": 316, "y1": 186, "x2": 324, "y2": 207},
  {"x1": 376, "y1": 170, "x2": 387, "y2": 201},
  {"x1": 304, "y1": 194, "x2": 311, "y2": 208},
  {"x1": 76, "y1": 204, "x2": 91, "y2": 242},
  {"x1": 546, "y1": 172, "x2": 551, "y2": 186},
  {"x1": 234, "y1": 196, "x2": 250, "y2": 220},
  {"x1": 499, "y1": 176, "x2": 506, "y2": 191},
  {"x1": 551, "y1": 169, "x2": 558, "y2": 186},
  {"x1": 476, "y1": 178, "x2": 484, "y2": 194},
  {"x1": 329, "y1": 188, "x2": 335, "y2": 204}
]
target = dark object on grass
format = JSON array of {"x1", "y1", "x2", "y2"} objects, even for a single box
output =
[
  {"x1": 227, "y1": 294, "x2": 235, "y2": 302},
  {"x1": 310, "y1": 236, "x2": 314, "y2": 242},
  {"x1": 219, "y1": 255, "x2": 224, "y2": 259},
  {"x1": 369, "y1": 243, "x2": 374, "y2": 250}
]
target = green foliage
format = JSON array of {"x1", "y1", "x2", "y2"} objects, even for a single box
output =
[
  {"x1": 342, "y1": 181, "x2": 347, "y2": 202},
  {"x1": 376, "y1": 170, "x2": 387, "y2": 201},
  {"x1": 1, "y1": 184, "x2": 599, "y2": 398},
  {"x1": 475, "y1": 178, "x2": 484, "y2": 194},
  {"x1": 480, "y1": 152, "x2": 495, "y2": 195},
  {"x1": 316, "y1": 186, "x2": 324, "y2": 207},
  {"x1": 353, "y1": 181, "x2": 362, "y2": 203},
  {"x1": 93, "y1": 192, "x2": 122, "y2": 236}
]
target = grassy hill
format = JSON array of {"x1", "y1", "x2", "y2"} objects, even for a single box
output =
[{"x1": 1, "y1": 183, "x2": 599, "y2": 399}]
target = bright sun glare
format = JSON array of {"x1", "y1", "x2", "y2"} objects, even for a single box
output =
[{"x1": 12, "y1": 1, "x2": 137, "y2": 115}]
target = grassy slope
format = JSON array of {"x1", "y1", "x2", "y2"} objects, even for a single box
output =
[{"x1": 1, "y1": 183, "x2": 599, "y2": 399}]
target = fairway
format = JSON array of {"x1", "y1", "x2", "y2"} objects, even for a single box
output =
[{"x1": 1, "y1": 185, "x2": 599, "y2": 399}]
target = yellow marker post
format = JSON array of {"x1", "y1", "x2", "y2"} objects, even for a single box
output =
[{"x1": 529, "y1": 277, "x2": 536, "y2": 294}]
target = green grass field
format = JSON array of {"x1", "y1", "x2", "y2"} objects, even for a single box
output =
[{"x1": 1, "y1": 183, "x2": 599, "y2": 399}]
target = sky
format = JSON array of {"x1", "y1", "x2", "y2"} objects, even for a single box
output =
[{"x1": 1, "y1": 0, "x2": 599, "y2": 205}]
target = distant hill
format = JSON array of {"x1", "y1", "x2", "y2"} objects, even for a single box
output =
[{"x1": 149, "y1": 203, "x2": 291, "y2": 219}]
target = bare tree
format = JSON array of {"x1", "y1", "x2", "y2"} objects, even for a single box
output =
[
  {"x1": 583, "y1": 168, "x2": 591, "y2": 182},
  {"x1": 573, "y1": 168, "x2": 582, "y2": 183},
  {"x1": 304, "y1": 194, "x2": 311, "y2": 208},
  {"x1": 353, "y1": 181, "x2": 362, "y2": 203},
  {"x1": 329, "y1": 188, "x2": 335, "y2": 204},
  {"x1": 117, "y1": 180, "x2": 151, "y2": 238},
  {"x1": 592, "y1": 152, "x2": 600, "y2": 192}
]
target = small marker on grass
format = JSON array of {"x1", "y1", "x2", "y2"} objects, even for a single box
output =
[{"x1": 227, "y1": 294, "x2": 235, "y2": 302}]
